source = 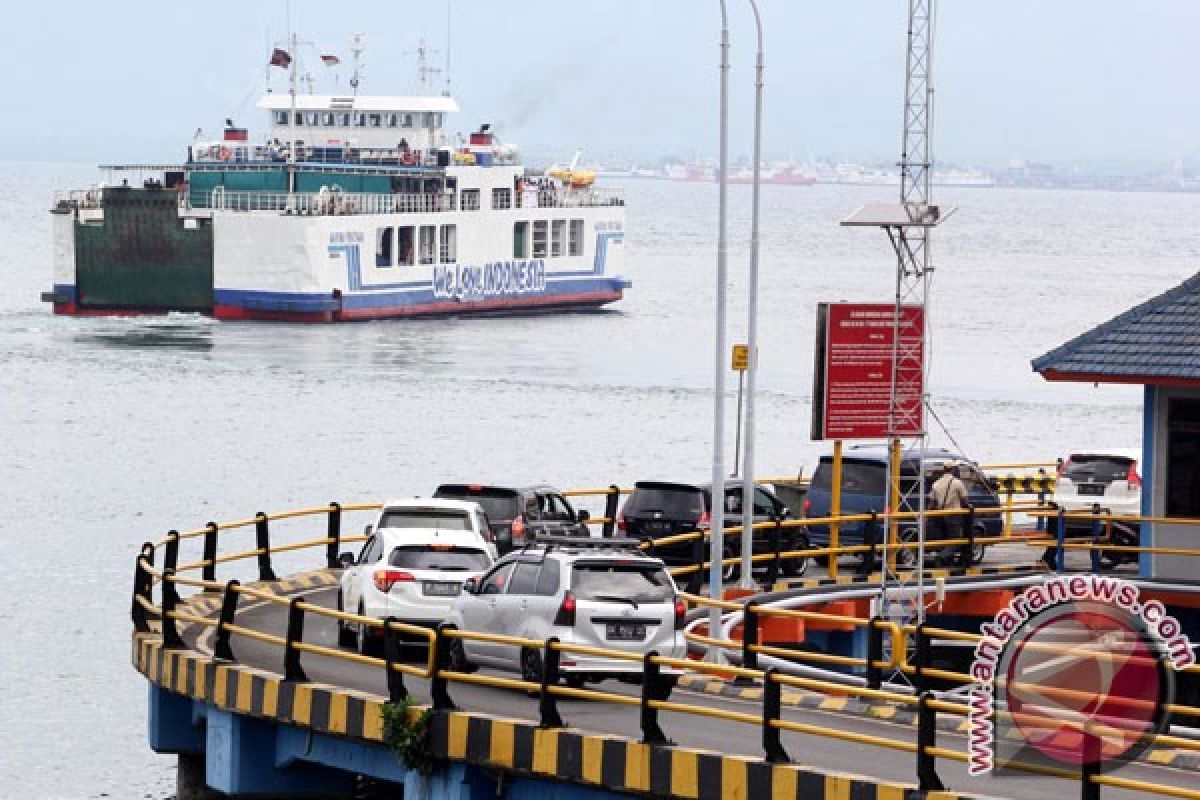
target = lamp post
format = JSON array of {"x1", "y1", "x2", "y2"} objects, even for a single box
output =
[
  {"x1": 708, "y1": 0, "x2": 731, "y2": 657},
  {"x1": 739, "y1": 0, "x2": 764, "y2": 588}
]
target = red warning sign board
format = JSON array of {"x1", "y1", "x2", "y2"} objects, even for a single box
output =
[{"x1": 811, "y1": 302, "x2": 924, "y2": 440}]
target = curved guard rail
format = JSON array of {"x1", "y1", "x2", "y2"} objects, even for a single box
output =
[{"x1": 129, "y1": 498, "x2": 1200, "y2": 800}]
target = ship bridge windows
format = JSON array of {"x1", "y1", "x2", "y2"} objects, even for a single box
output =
[
  {"x1": 461, "y1": 189, "x2": 481, "y2": 211},
  {"x1": 386, "y1": 113, "x2": 399, "y2": 127},
  {"x1": 491, "y1": 188, "x2": 512, "y2": 210},
  {"x1": 273, "y1": 110, "x2": 289, "y2": 126},
  {"x1": 338, "y1": 112, "x2": 352, "y2": 127},
  {"x1": 354, "y1": 112, "x2": 366, "y2": 127},
  {"x1": 402, "y1": 113, "x2": 414, "y2": 128},
  {"x1": 513, "y1": 221, "x2": 529, "y2": 258},
  {"x1": 532, "y1": 220, "x2": 548, "y2": 258},
  {"x1": 294, "y1": 112, "x2": 304, "y2": 126},
  {"x1": 322, "y1": 112, "x2": 335, "y2": 126},
  {"x1": 368, "y1": 113, "x2": 382, "y2": 127},
  {"x1": 568, "y1": 219, "x2": 584, "y2": 256}
]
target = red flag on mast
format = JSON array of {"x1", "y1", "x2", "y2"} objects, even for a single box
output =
[{"x1": 269, "y1": 48, "x2": 292, "y2": 68}]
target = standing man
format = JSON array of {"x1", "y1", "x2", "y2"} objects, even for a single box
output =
[{"x1": 930, "y1": 462, "x2": 969, "y2": 566}]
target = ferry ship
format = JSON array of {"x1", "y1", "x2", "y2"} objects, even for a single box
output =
[{"x1": 44, "y1": 46, "x2": 628, "y2": 322}]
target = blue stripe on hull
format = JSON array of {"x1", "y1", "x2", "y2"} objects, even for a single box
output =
[{"x1": 212, "y1": 275, "x2": 631, "y2": 313}]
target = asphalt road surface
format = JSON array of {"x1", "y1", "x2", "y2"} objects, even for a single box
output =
[{"x1": 185, "y1": 585, "x2": 1195, "y2": 800}]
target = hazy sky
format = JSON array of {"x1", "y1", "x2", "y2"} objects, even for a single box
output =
[{"x1": 11, "y1": 1, "x2": 1200, "y2": 169}]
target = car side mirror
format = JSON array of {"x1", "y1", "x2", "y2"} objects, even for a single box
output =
[
  {"x1": 577, "y1": 509, "x2": 590, "y2": 523},
  {"x1": 462, "y1": 577, "x2": 479, "y2": 594},
  {"x1": 337, "y1": 551, "x2": 355, "y2": 568},
  {"x1": 363, "y1": 524, "x2": 374, "y2": 536}
]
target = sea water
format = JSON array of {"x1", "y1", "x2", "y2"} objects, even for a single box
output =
[{"x1": 2, "y1": 161, "x2": 1198, "y2": 797}]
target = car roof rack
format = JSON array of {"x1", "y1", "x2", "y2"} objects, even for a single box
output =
[{"x1": 524, "y1": 535, "x2": 645, "y2": 551}]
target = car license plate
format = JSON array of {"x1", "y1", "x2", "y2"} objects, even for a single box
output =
[
  {"x1": 1077, "y1": 483, "x2": 1106, "y2": 496},
  {"x1": 606, "y1": 623, "x2": 646, "y2": 641},
  {"x1": 422, "y1": 581, "x2": 461, "y2": 597}
]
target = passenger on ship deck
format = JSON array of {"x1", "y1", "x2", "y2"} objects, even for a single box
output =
[{"x1": 929, "y1": 462, "x2": 969, "y2": 566}]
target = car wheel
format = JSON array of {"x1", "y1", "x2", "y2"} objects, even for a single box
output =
[
  {"x1": 895, "y1": 529, "x2": 919, "y2": 570},
  {"x1": 446, "y1": 638, "x2": 476, "y2": 674},
  {"x1": 647, "y1": 674, "x2": 678, "y2": 702},
  {"x1": 520, "y1": 648, "x2": 544, "y2": 695},
  {"x1": 1101, "y1": 522, "x2": 1139, "y2": 568},
  {"x1": 780, "y1": 533, "x2": 811, "y2": 577},
  {"x1": 970, "y1": 527, "x2": 987, "y2": 565},
  {"x1": 721, "y1": 543, "x2": 741, "y2": 583},
  {"x1": 336, "y1": 592, "x2": 357, "y2": 648},
  {"x1": 357, "y1": 604, "x2": 382, "y2": 658}
]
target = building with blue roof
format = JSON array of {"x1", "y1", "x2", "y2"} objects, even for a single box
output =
[{"x1": 1033, "y1": 272, "x2": 1200, "y2": 579}]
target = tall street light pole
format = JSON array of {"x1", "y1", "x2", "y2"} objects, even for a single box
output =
[
  {"x1": 708, "y1": 0, "x2": 731, "y2": 655},
  {"x1": 739, "y1": 0, "x2": 764, "y2": 587}
]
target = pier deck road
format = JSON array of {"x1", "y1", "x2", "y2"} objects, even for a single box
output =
[{"x1": 185, "y1": 583, "x2": 1197, "y2": 800}]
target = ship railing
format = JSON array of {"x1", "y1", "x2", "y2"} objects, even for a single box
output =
[
  {"x1": 205, "y1": 189, "x2": 448, "y2": 215},
  {"x1": 53, "y1": 189, "x2": 105, "y2": 210},
  {"x1": 537, "y1": 188, "x2": 625, "y2": 208}
]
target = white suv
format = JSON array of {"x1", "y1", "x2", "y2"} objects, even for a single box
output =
[
  {"x1": 337, "y1": 499, "x2": 496, "y2": 654},
  {"x1": 1054, "y1": 450, "x2": 1142, "y2": 521},
  {"x1": 444, "y1": 538, "x2": 686, "y2": 697},
  {"x1": 1052, "y1": 450, "x2": 1142, "y2": 566}
]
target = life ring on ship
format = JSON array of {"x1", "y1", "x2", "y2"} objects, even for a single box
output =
[{"x1": 219, "y1": 146, "x2": 232, "y2": 161}]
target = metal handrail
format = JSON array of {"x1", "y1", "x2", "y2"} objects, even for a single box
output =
[
  {"x1": 129, "y1": 497, "x2": 1200, "y2": 800},
  {"x1": 205, "y1": 189, "x2": 449, "y2": 215}
]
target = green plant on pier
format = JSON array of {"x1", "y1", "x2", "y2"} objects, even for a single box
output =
[{"x1": 382, "y1": 696, "x2": 435, "y2": 774}]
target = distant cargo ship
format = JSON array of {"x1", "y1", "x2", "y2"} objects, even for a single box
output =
[
  {"x1": 44, "y1": 39, "x2": 629, "y2": 322},
  {"x1": 666, "y1": 161, "x2": 816, "y2": 185}
]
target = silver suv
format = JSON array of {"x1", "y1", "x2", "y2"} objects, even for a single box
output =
[{"x1": 444, "y1": 537, "x2": 686, "y2": 697}]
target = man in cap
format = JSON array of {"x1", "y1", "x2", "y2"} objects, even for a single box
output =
[{"x1": 930, "y1": 462, "x2": 970, "y2": 566}]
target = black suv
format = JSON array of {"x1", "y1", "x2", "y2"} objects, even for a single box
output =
[
  {"x1": 803, "y1": 446, "x2": 1000, "y2": 568},
  {"x1": 617, "y1": 480, "x2": 808, "y2": 578},
  {"x1": 433, "y1": 484, "x2": 589, "y2": 554}
]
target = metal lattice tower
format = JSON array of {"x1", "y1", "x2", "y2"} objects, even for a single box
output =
[{"x1": 877, "y1": 0, "x2": 941, "y2": 644}]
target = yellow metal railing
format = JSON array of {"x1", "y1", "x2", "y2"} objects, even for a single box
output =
[{"x1": 129, "y1": 497, "x2": 1200, "y2": 800}]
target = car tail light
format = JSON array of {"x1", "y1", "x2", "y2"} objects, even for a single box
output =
[
  {"x1": 616, "y1": 509, "x2": 627, "y2": 532},
  {"x1": 1058, "y1": 457, "x2": 1071, "y2": 477},
  {"x1": 554, "y1": 591, "x2": 577, "y2": 627},
  {"x1": 803, "y1": 498, "x2": 811, "y2": 515},
  {"x1": 512, "y1": 516, "x2": 525, "y2": 539},
  {"x1": 697, "y1": 511, "x2": 711, "y2": 530},
  {"x1": 1126, "y1": 462, "x2": 1142, "y2": 488},
  {"x1": 373, "y1": 570, "x2": 414, "y2": 592},
  {"x1": 674, "y1": 598, "x2": 687, "y2": 630}
]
